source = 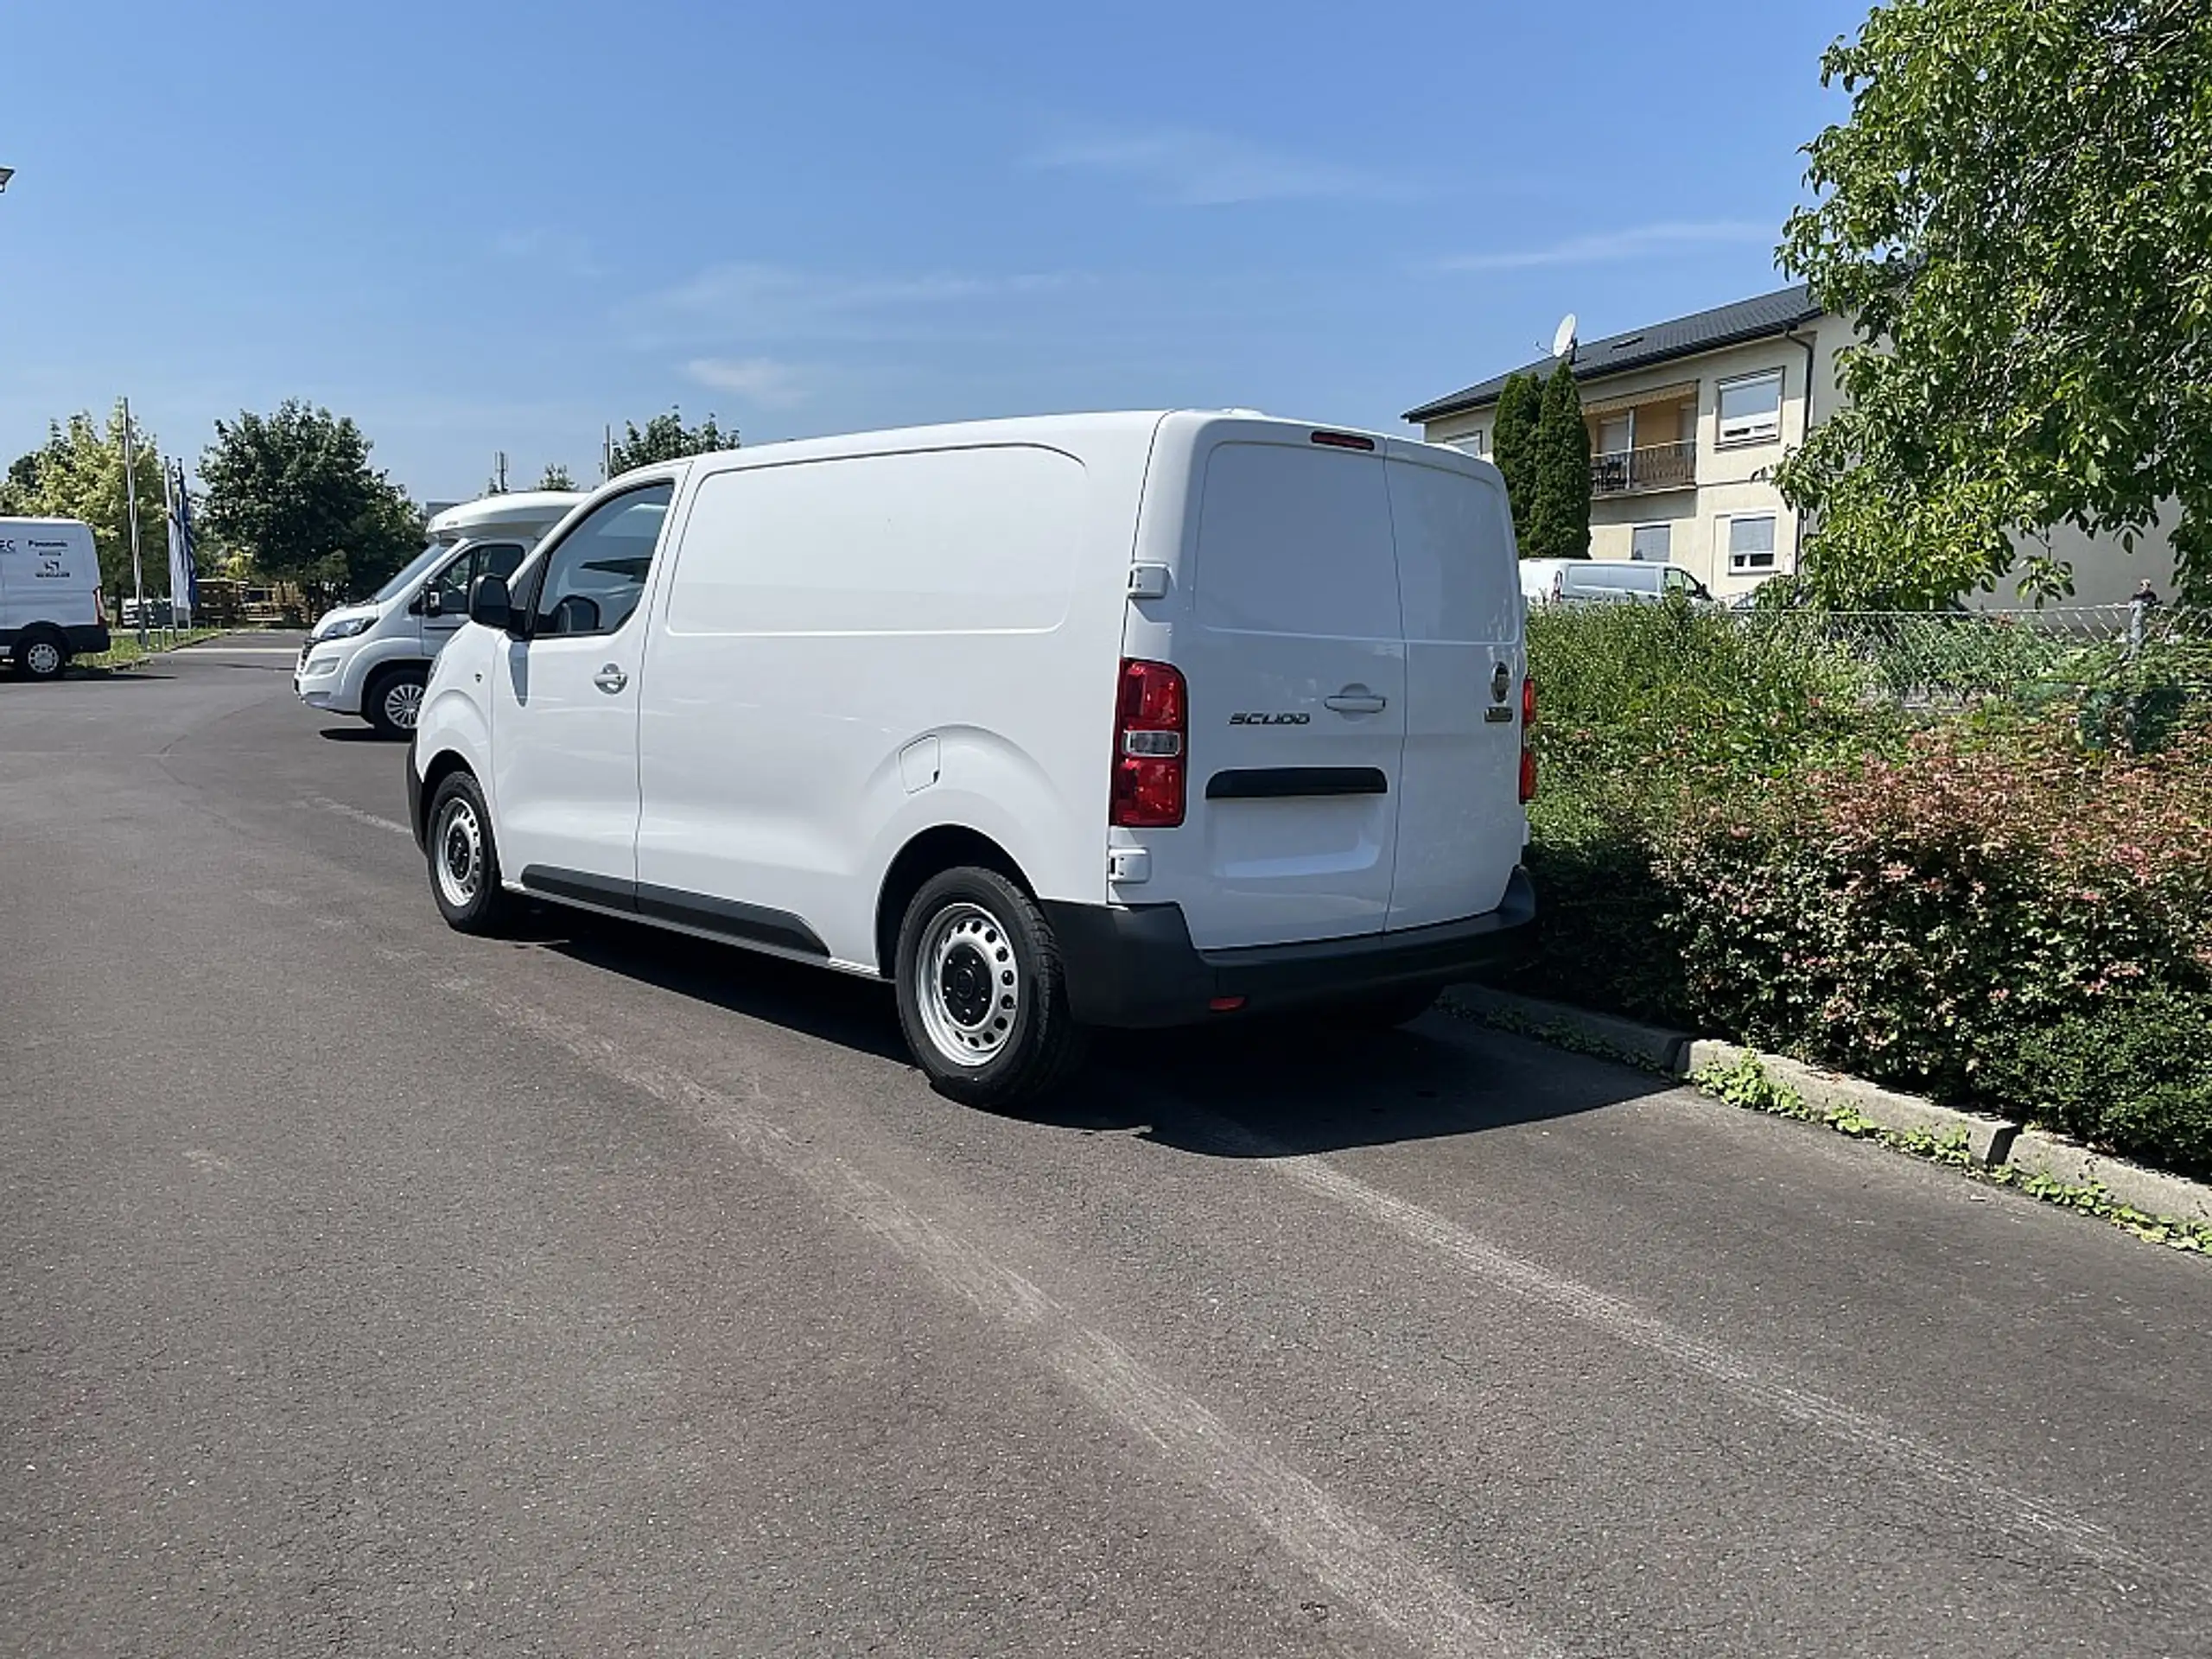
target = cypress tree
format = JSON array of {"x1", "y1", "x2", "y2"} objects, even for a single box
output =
[
  {"x1": 1528, "y1": 363, "x2": 1592, "y2": 560},
  {"x1": 1489, "y1": 372, "x2": 1541, "y2": 550}
]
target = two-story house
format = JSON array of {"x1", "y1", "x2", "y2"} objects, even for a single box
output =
[{"x1": 1404, "y1": 283, "x2": 2176, "y2": 604}]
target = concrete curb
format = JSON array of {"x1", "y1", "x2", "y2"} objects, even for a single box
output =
[
  {"x1": 1442, "y1": 984, "x2": 2210, "y2": 1228},
  {"x1": 1679, "y1": 1039, "x2": 2018, "y2": 1166},
  {"x1": 1438, "y1": 986, "x2": 1690, "y2": 1072},
  {"x1": 2007, "y1": 1128, "x2": 2212, "y2": 1227}
]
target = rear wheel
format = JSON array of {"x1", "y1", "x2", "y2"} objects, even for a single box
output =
[
  {"x1": 894, "y1": 866, "x2": 1089, "y2": 1107},
  {"x1": 1325, "y1": 983, "x2": 1441, "y2": 1030},
  {"x1": 365, "y1": 664, "x2": 428, "y2": 740},
  {"x1": 425, "y1": 770, "x2": 515, "y2": 935},
  {"x1": 12, "y1": 628, "x2": 67, "y2": 682}
]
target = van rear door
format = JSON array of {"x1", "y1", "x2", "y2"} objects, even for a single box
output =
[
  {"x1": 1156, "y1": 435, "x2": 1407, "y2": 950},
  {"x1": 1382, "y1": 444, "x2": 1525, "y2": 930}
]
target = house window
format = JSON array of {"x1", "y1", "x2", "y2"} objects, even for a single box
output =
[
  {"x1": 1716, "y1": 370, "x2": 1783, "y2": 446},
  {"x1": 1630, "y1": 524, "x2": 1671, "y2": 563},
  {"x1": 1725, "y1": 514, "x2": 1777, "y2": 573},
  {"x1": 1597, "y1": 415, "x2": 1632, "y2": 456},
  {"x1": 1448, "y1": 429, "x2": 1488, "y2": 456}
]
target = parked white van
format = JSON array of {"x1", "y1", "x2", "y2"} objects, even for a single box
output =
[
  {"x1": 1, "y1": 518, "x2": 110, "y2": 680},
  {"x1": 1520, "y1": 557, "x2": 1715, "y2": 607},
  {"x1": 294, "y1": 490, "x2": 583, "y2": 737},
  {"x1": 408, "y1": 414, "x2": 1536, "y2": 1104}
]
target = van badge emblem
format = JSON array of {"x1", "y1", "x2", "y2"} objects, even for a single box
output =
[
  {"x1": 1490, "y1": 662, "x2": 1511, "y2": 702},
  {"x1": 1229, "y1": 712, "x2": 1310, "y2": 726}
]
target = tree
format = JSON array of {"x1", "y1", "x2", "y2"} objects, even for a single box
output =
[
  {"x1": 1491, "y1": 372, "x2": 1543, "y2": 550},
  {"x1": 200, "y1": 401, "x2": 423, "y2": 605},
  {"x1": 607, "y1": 409, "x2": 740, "y2": 474},
  {"x1": 0, "y1": 404, "x2": 172, "y2": 597},
  {"x1": 1777, "y1": 0, "x2": 2212, "y2": 606},
  {"x1": 537, "y1": 461, "x2": 577, "y2": 491},
  {"x1": 1523, "y1": 365, "x2": 1592, "y2": 561}
]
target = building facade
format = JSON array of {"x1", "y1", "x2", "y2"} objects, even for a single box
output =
[{"x1": 1405, "y1": 284, "x2": 2174, "y2": 606}]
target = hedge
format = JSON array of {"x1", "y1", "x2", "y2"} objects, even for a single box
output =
[{"x1": 1516, "y1": 602, "x2": 2212, "y2": 1180}]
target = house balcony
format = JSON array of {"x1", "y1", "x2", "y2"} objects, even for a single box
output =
[{"x1": 1591, "y1": 441, "x2": 1696, "y2": 498}]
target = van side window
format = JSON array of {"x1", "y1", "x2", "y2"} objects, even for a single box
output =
[{"x1": 532, "y1": 484, "x2": 673, "y2": 638}]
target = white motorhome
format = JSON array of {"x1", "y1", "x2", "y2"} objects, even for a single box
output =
[
  {"x1": 408, "y1": 414, "x2": 1536, "y2": 1104},
  {"x1": 0, "y1": 518, "x2": 110, "y2": 680},
  {"x1": 294, "y1": 490, "x2": 583, "y2": 737}
]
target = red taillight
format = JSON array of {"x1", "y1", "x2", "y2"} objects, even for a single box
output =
[
  {"x1": 1112, "y1": 658, "x2": 1187, "y2": 828},
  {"x1": 1518, "y1": 674, "x2": 1538, "y2": 803},
  {"x1": 1310, "y1": 429, "x2": 1377, "y2": 452}
]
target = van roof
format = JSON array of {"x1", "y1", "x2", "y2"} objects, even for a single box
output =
[
  {"x1": 426, "y1": 491, "x2": 586, "y2": 538},
  {"x1": 664, "y1": 410, "x2": 1484, "y2": 480}
]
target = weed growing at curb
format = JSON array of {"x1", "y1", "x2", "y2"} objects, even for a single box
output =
[{"x1": 1694, "y1": 1052, "x2": 2212, "y2": 1256}]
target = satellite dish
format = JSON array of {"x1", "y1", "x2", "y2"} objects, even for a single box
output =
[{"x1": 1552, "y1": 312, "x2": 1580, "y2": 359}]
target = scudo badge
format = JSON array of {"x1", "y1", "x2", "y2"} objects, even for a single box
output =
[{"x1": 1228, "y1": 712, "x2": 1311, "y2": 726}]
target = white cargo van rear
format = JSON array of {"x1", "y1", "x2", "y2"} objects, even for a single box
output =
[
  {"x1": 409, "y1": 413, "x2": 1535, "y2": 1105},
  {"x1": 0, "y1": 518, "x2": 110, "y2": 680}
]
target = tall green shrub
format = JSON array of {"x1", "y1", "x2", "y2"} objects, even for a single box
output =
[
  {"x1": 1491, "y1": 372, "x2": 1541, "y2": 550},
  {"x1": 1525, "y1": 365, "x2": 1592, "y2": 561}
]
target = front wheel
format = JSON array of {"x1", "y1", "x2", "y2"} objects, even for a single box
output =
[
  {"x1": 425, "y1": 771, "x2": 515, "y2": 935},
  {"x1": 365, "y1": 665, "x2": 428, "y2": 740},
  {"x1": 894, "y1": 867, "x2": 1090, "y2": 1108}
]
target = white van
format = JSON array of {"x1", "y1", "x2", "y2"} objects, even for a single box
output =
[
  {"x1": 294, "y1": 490, "x2": 583, "y2": 737},
  {"x1": 1520, "y1": 557, "x2": 1714, "y2": 607},
  {"x1": 0, "y1": 518, "x2": 110, "y2": 680},
  {"x1": 408, "y1": 414, "x2": 1536, "y2": 1104}
]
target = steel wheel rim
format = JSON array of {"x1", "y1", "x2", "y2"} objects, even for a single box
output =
[
  {"x1": 435, "y1": 798, "x2": 484, "y2": 909},
  {"x1": 25, "y1": 641, "x2": 61, "y2": 677},
  {"x1": 385, "y1": 679, "x2": 424, "y2": 729},
  {"x1": 914, "y1": 902, "x2": 1019, "y2": 1067}
]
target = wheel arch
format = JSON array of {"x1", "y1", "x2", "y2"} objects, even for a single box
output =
[
  {"x1": 415, "y1": 747, "x2": 478, "y2": 843},
  {"x1": 874, "y1": 824, "x2": 1035, "y2": 979}
]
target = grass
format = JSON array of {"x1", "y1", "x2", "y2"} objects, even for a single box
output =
[{"x1": 77, "y1": 626, "x2": 234, "y2": 670}]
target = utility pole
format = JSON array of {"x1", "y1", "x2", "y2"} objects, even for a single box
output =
[
  {"x1": 121, "y1": 397, "x2": 148, "y2": 647},
  {"x1": 603, "y1": 424, "x2": 613, "y2": 480}
]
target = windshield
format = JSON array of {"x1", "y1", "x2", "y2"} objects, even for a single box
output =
[{"x1": 371, "y1": 540, "x2": 456, "y2": 606}]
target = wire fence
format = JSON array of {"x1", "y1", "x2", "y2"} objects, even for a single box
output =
[{"x1": 1731, "y1": 602, "x2": 2212, "y2": 727}]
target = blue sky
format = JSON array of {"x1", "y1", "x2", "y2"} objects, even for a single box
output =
[{"x1": 2, "y1": 0, "x2": 1864, "y2": 503}]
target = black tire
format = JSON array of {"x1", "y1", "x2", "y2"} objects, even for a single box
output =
[
  {"x1": 424, "y1": 770, "x2": 516, "y2": 935},
  {"x1": 12, "y1": 627, "x2": 68, "y2": 682},
  {"x1": 1325, "y1": 982, "x2": 1442, "y2": 1030},
  {"x1": 365, "y1": 664, "x2": 429, "y2": 741},
  {"x1": 893, "y1": 866, "x2": 1090, "y2": 1107}
]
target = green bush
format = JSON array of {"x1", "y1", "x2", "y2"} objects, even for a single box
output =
[
  {"x1": 2000, "y1": 988, "x2": 2212, "y2": 1180},
  {"x1": 1517, "y1": 605, "x2": 2212, "y2": 1179}
]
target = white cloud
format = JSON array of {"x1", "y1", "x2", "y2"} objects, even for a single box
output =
[
  {"x1": 492, "y1": 227, "x2": 602, "y2": 278},
  {"x1": 626, "y1": 261, "x2": 1084, "y2": 346},
  {"x1": 684, "y1": 357, "x2": 808, "y2": 407},
  {"x1": 1029, "y1": 126, "x2": 1414, "y2": 207},
  {"x1": 1429, "y1": 220, "x2": 1776, "y2": 272}
]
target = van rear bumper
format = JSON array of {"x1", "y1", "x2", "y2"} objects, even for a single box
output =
[
  {"x1": 1044, "y1": 867, "x2": 1535, "y2": 1029},
  {"x1": 67, "y1": 624, "x2": 111, "y2": 654}
]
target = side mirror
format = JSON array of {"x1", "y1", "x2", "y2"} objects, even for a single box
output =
[
  {"x1": 468, "y1": 573, "x2": 515, "y2": 632},
  {"x1": 423, "y1": 588, "x2": 444, "y2": 618},
  {"x1": 405, "y1": 592, "x2": 425, "y2": 616}
]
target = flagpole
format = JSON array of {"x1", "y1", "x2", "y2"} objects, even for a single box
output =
[{"x1": 121, "y1": 397, "x2": 148, "y2": 648}]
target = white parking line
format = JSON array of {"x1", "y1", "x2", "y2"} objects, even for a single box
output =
[
  {"x1": 306, "y1": 795, "x2": 412, "y2": 838},
  {"x1": 1183, "y1": 1107, "x2": 2164, "y2": 1583}
]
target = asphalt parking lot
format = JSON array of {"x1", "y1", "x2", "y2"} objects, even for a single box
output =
[{"x1": 3, "y1": 635, "x2": 2209, "y2": 1658}]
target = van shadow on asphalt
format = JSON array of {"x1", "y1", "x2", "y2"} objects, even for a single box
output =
[{"x1": 524, "y1": 907, "x2": 1650, "y2": 1160}]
